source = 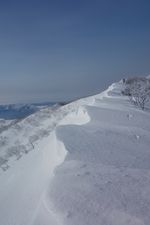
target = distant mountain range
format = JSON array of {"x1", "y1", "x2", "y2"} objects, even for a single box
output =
[{"x1": 0, "y1": 102, "x2": 57, "y2": 120}]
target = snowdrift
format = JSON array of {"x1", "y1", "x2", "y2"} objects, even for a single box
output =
[
  {"x1": 1, "y1": 81, "x2": 150, "y2": 225},
  {"x1": 47, "y1": 82, "x2": 150, "y2": 225}
]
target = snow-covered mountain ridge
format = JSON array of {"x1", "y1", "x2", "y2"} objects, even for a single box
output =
[
  {"x1": 0, "y1": 102, "x2": 56, "y2": 120},
  {"x1": 0, "y1": 96, "x2": 95, "y2": 173},
  {"x1": 0, "y1": 80, "x2": 150, "y2": 225},
  {"x1": 48, "y1": 81, "x2": 150, "y2": 225}
]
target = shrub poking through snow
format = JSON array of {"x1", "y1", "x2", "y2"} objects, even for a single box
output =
[{"x1": 122, "y1": 76, "x2": 150, "y2": 110}]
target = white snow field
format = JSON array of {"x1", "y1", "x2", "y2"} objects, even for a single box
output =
[{"x1": 0, "y1": 81, "x2": 150, "y2": 225}]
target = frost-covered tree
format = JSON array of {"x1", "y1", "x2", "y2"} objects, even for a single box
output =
[
  {"x1": 0, "y1": 136, "x2": 7, "y2": 146},
  {"x1": 122, "y1": 76, "x2": 150, "y2": 110},
  {"x1": 6, "y1": 145, "x2": 21, "y2": 159},
  {"x1": 0, "y1": 157, "x2": 9, "y2": 171}
]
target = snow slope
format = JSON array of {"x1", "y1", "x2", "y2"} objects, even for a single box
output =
[
  {"x1": 47, "y1": 82, "x2": 150, "y2": 225},
  {"x1": 0, "y1": 81, "x2": 150, "y2": 225},
  {"x1": 0, "y1": 131, "x2": 67, "y2": 225}
]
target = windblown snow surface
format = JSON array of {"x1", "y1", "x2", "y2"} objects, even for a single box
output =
[{"x1": 0, "y1": 81, "x2": 150, "y2": 225}]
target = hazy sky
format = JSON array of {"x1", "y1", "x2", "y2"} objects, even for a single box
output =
[{"x1": 0, "y1": 0, "x2": 150, "y2": 104}]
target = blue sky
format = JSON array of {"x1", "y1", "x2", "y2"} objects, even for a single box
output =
[{"x1": 0, "y1": 0, "x2": 150, "y2": 104}]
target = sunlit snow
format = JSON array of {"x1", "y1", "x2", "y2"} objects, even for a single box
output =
[{"x1": 0, "y1": 81, "x2": 150, "y2": 225}]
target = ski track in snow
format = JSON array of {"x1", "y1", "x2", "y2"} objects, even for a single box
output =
[{"x1": 0, "y1": 81, "x2": 150, "y2": 224}]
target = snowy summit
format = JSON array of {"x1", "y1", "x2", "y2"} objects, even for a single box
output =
[{"x1": 0, "y1": 80, "x2": 150, "y2": 225}]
